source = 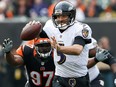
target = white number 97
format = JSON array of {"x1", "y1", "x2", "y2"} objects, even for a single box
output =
[{"x1": 30, "y1": 71, "x2": 54, "y2": 86}]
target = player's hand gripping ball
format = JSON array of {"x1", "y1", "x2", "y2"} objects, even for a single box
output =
[{"x1": 20, "y1": 21, "x2": 42, "y2": 40}]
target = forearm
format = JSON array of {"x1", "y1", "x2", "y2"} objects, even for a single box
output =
[
  {"x1": 57, "y1": 45, "x2": 83, "y2": 55},
  {"x1": 5, "y1": 52, "x2": 24, "y2": 67},
  {"x1": 87, "y1": 58, "x2": 98, "y2": 68}
]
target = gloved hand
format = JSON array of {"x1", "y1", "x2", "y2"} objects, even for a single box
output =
[
  {"x1": 95, "y1": 47, "x2": 110, "y2": 62},
  {"x1": 2, "y1": 38, "x2": 13, "y2": 53}
]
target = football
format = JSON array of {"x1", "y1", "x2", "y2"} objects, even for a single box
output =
[{"x1": 20, "y1": 21, "x2": 42, "y2": 40}]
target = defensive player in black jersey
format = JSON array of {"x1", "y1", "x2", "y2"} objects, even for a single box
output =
[
  {"x1": 88, "y1": 39, "x2": 116, "y2": 87},
  {"x1": 2, "y1": 38, "x2": 55, "y2": 87}
]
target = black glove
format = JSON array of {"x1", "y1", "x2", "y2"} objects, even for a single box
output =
[{"x1": 2, "y1": 38, "x2": 13, "y2": 53}]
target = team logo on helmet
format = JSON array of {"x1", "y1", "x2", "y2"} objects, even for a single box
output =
[
  {"x1": 82, "y1": 29, "x2": 89, "y2": 38},
  {"x1": 55, "y1": 9, "x2": 62, "y2": 15}
]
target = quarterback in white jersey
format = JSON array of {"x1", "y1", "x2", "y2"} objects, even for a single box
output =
[
  {"x1": 44, "y1": 19, "x2": 91, "y2": 77},
  {"x1": 42, "y1": 1, "x2": 92, "y2": 87}
]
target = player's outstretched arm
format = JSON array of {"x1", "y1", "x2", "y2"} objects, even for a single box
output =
[{"x1": 2, "y1": 38, "x2": 24, "y2": 67}]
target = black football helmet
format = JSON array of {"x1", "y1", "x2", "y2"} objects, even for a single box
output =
[{"x1": 52, "y1": 1, "x2": 76, "y2": 30}]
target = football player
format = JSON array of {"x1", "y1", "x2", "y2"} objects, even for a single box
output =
[
  {"x1": 38, "y1": 1, "x2": 112, "y2": 87},
  {"x1": 88, "y1": 38, "x2": 116, "y2": 87},
  {"x1": 40, "y1": 1, "x2": 93, "y2": 87},
  {"x1": 2, "y1": 38, "x2": 55, "y2": 87}
]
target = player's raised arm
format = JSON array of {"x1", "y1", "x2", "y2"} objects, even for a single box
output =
[{"x1": 2, "y1": 38, "x2": 24, "y2": 67}]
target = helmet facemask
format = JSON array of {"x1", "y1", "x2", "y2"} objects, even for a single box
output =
[{"x1": 35, "y1": 41, "x2": 52, "y2": 59}]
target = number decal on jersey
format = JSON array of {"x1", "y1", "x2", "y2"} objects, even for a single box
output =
[
  {"x1": 31, "y1": 71, "x2": 41, "y2": 86},
  {"x1": 57, "y1": 43, "x2": 66, "y2": 64},
  {"x1": 30, "y1": 71, "x2": 54, "y2": 86},
  {"x1": 43, "y1": 72, "x2": 54, "y2": 86}
]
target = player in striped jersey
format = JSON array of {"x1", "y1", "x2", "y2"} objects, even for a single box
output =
[{"x1": 2, "y1": 38, "x2": 55, "y2": 87}]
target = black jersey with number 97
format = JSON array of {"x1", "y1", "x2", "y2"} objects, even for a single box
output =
[{"x1": 23, "y1": 45, "x2": 55, "y2": 87}]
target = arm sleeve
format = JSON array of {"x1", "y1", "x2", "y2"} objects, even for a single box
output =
[
  {"x1": 16, "y1": 46, "x2": 24, "y2": 57},
  {"x1": 77, "y1": 24, "x2": 92, "y2": 39},
  {"x1": 73, "y1": 36, "x2": 91, "y2": 47},
  {"x1": 103, "y1": 56, "x2": 116, "y2": 66},
  {"x1": 74, "y1": 23, "x2": 92, "y2": 46},
  {"x1": 16, "y1": 40, "x2": 35, "y2": 57},
  {"x1": 102, "y1": 50, "x2": 116, "y2": 65}
]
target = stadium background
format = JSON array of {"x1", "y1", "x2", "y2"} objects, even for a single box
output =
[{"x1": 0, "y1": 0, "x2": 116, "y2": 87}]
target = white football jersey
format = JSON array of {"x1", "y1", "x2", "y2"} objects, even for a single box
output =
[
  {"x1": 88, "y1": 38, "x2": 100, "y2": 82},
  {"x1": 43, "y1": 19, "x2": 92, "y2": 77}
]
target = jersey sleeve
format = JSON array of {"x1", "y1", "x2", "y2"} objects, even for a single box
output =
[
  {"x1": 16, "y1": 46, "x2": 23, "y2": 57},
  {"x1": 76, "y1": 24, "x2": 92, "y2": 40},
  {"x1": 73, "y1": 36, "x2": 86, "y2": 46},
  {"x1": 16, "y1": 40, "x2": 34, "y2": 57}
]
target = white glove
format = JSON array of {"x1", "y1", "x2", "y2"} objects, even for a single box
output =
[
  {"x1": 95, "y1": 47, "x2": 109, "y2": 62},
  {"x1": 2, "y1": 38, "x2": 13, "y2": 53}
]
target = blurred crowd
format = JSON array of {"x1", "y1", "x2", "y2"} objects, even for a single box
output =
[{"x1": 0, "y1": 0, "x2": 116, "y2": 21}]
